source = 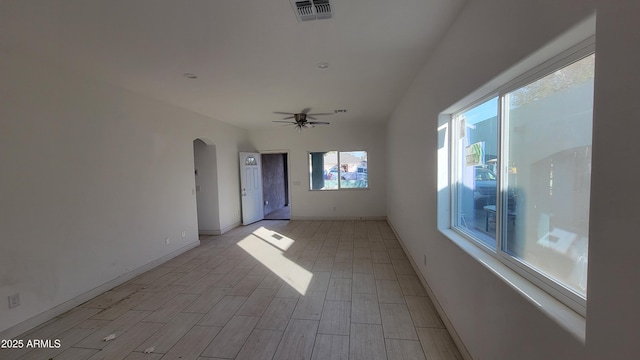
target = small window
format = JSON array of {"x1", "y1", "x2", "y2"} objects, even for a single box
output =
[
  {"x1": 245, "y1": 156, "x2": 258, "y2": 166},
  {"x1": 309, "y1": 151, "x2": 368, "y2": 190}
]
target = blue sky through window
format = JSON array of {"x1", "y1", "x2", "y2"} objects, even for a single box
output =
[{"x1": 463, "y1": 97, "x2": 498, "y2": 125}]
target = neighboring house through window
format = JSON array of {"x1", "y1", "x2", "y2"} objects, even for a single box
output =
[{"x1": 309, "y1": 151, "x2": 368, "y2": 190}]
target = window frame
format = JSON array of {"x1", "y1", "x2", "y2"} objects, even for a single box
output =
[
  {"x1": 450, "y1": 95, "x2": 500, "y2": 250},
  {"x1": 446, "y1": 37, "x2": 595, "y2": 316},
  {"x1": 308, "y1": 150, "x2": 370, "y2": 191}
]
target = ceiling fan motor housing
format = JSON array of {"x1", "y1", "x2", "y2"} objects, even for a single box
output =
[{"x1": 272, "y1": 108, "x2": 331, "y2": 130}]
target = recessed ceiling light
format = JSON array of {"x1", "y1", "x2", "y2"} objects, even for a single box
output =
[
  {"x1": 183, "y1": 73, "x2": 198, "y2": 79},
  {"x1": 316, "y1": 62, "x2": 329, "y2": 69}
]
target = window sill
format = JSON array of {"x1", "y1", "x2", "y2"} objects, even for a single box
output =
[
  {"x1": 309, "y1": 188, "x2": 370, "y2": 191},
  {"x1": 439, "y1": 227, "x2": 586, "y2": 343}
]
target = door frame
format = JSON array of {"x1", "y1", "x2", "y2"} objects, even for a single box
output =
[{"x1": 259, "y1": 149, "x2": 292, "y2": 219}]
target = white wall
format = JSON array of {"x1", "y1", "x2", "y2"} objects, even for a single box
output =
[
  {"x1": 586, "y1": 1, "x2": 640, "y2": 359},
  {"x1": 249, "y1": 124, "x2": 386, "y2": 219},
  {"x1": 194, "y1": 139, "x2": 221, "y2": 234},
  {"x1": 0, "y1": 45, "x2": 248, "y2": 335},
  {"x1": 386, "y1": 0, "x2": 615, "y2": 359}
]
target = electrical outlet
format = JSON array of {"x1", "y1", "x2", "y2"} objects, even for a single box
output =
[
  {"x1": 181, "y1": 231, "x2": 186, "y2": 238},
  {"x1": 8, "y1": 293, "x2": 20, "y2": 309},
  {"x1": 165, "y1": 237, "x2": 170, "y2": 245}
]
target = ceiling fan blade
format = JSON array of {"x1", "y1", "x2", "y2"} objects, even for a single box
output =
[
  {"x1": 281, "y1": 116, "x2": 295, "y2": 120},
  {"x1": 300, "y1": 107, "x2": 312, "y2": 114},
  {"x1": 307, "y1": 121, "x2": 330, "y2": 125},
  {"x1": 273, "y1": 111, "x2": 295, "y2": 115},
  {"x1": 273, "y1": 120, "x2": 296, "y2": 123},
  {"x1": 307, "y1": 113, "x2": 334, "y2": 116}
]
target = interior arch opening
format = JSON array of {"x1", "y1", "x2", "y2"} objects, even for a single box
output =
[{"x1": 193, "y1": 138, "x2": 220, "y2": 235}]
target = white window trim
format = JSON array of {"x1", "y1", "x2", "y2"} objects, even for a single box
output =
[
  {"x1": 308, "y1": 150, "x2": 370, "y2": 191},
  {"x1": 437, "y1": 14, "x2": 595, "y2": 341}
]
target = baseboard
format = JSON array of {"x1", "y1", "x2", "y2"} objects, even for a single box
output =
[
  {"x1": 387, "y1": 219, "x2": 473, "y2": 360},
  {"x1": 199, "y1": 221, "x2": 240, "y2": 236},
  {"x1": 0, "y1": 240, "x2": 200, "y2": 340},
  {"x1": 219, "y1": 221, "x2": 240, "y2": 234},
  {"x1": 290, "y1": 215, "x2": 387, "y2": 221}
]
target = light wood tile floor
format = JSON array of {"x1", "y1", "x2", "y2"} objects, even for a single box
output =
[{"x1": 2, "y1": 220, "x2": 463, "y2": 360}]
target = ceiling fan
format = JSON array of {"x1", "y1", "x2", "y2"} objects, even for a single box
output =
[{"x1": 273, "y1": 107, "x2": 332, "y2": 131}]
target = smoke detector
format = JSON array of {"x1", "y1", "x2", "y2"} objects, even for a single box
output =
[{"x1": 290, "y1": 0, "x2": 333, "y2": 21}]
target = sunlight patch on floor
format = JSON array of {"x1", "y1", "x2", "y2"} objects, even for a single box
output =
[
  {"x1": 237, "y1": 227, "x2": 312, "y2": 295},
  {"x1": 251, "y1": 226, "x2": 295, "y2": 251}
]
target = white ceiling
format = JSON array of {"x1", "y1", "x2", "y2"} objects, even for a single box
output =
[{"x1": 1, "y1": 0, "x2": 466, "y2": 130}]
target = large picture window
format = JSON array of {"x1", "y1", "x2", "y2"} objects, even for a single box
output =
[
  {"x1": 309, "y1": 151, "x2": 368, "y2": 190},
  {"x1": 448, "y1": 48, "x2": 594, "y2": 311}
]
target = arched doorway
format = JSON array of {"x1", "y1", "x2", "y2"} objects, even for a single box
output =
[{"x1": 193, "y1": 138, "x2": 220, "y2": 234}]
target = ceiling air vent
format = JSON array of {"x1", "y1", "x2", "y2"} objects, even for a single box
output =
[
  {"x1": 293, "y1": 1, "x2": 315, "y2": 21},
  {"x1": 314, "y1": 0, "x2": 332, "y2": 19},
  {"x1": 291, "y1": 0, "x2": 333, "y2": 21}
]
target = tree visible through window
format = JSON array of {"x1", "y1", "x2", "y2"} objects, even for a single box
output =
[{"x1": 448, "y1": 51, "x2": 594, "y2": 310}]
